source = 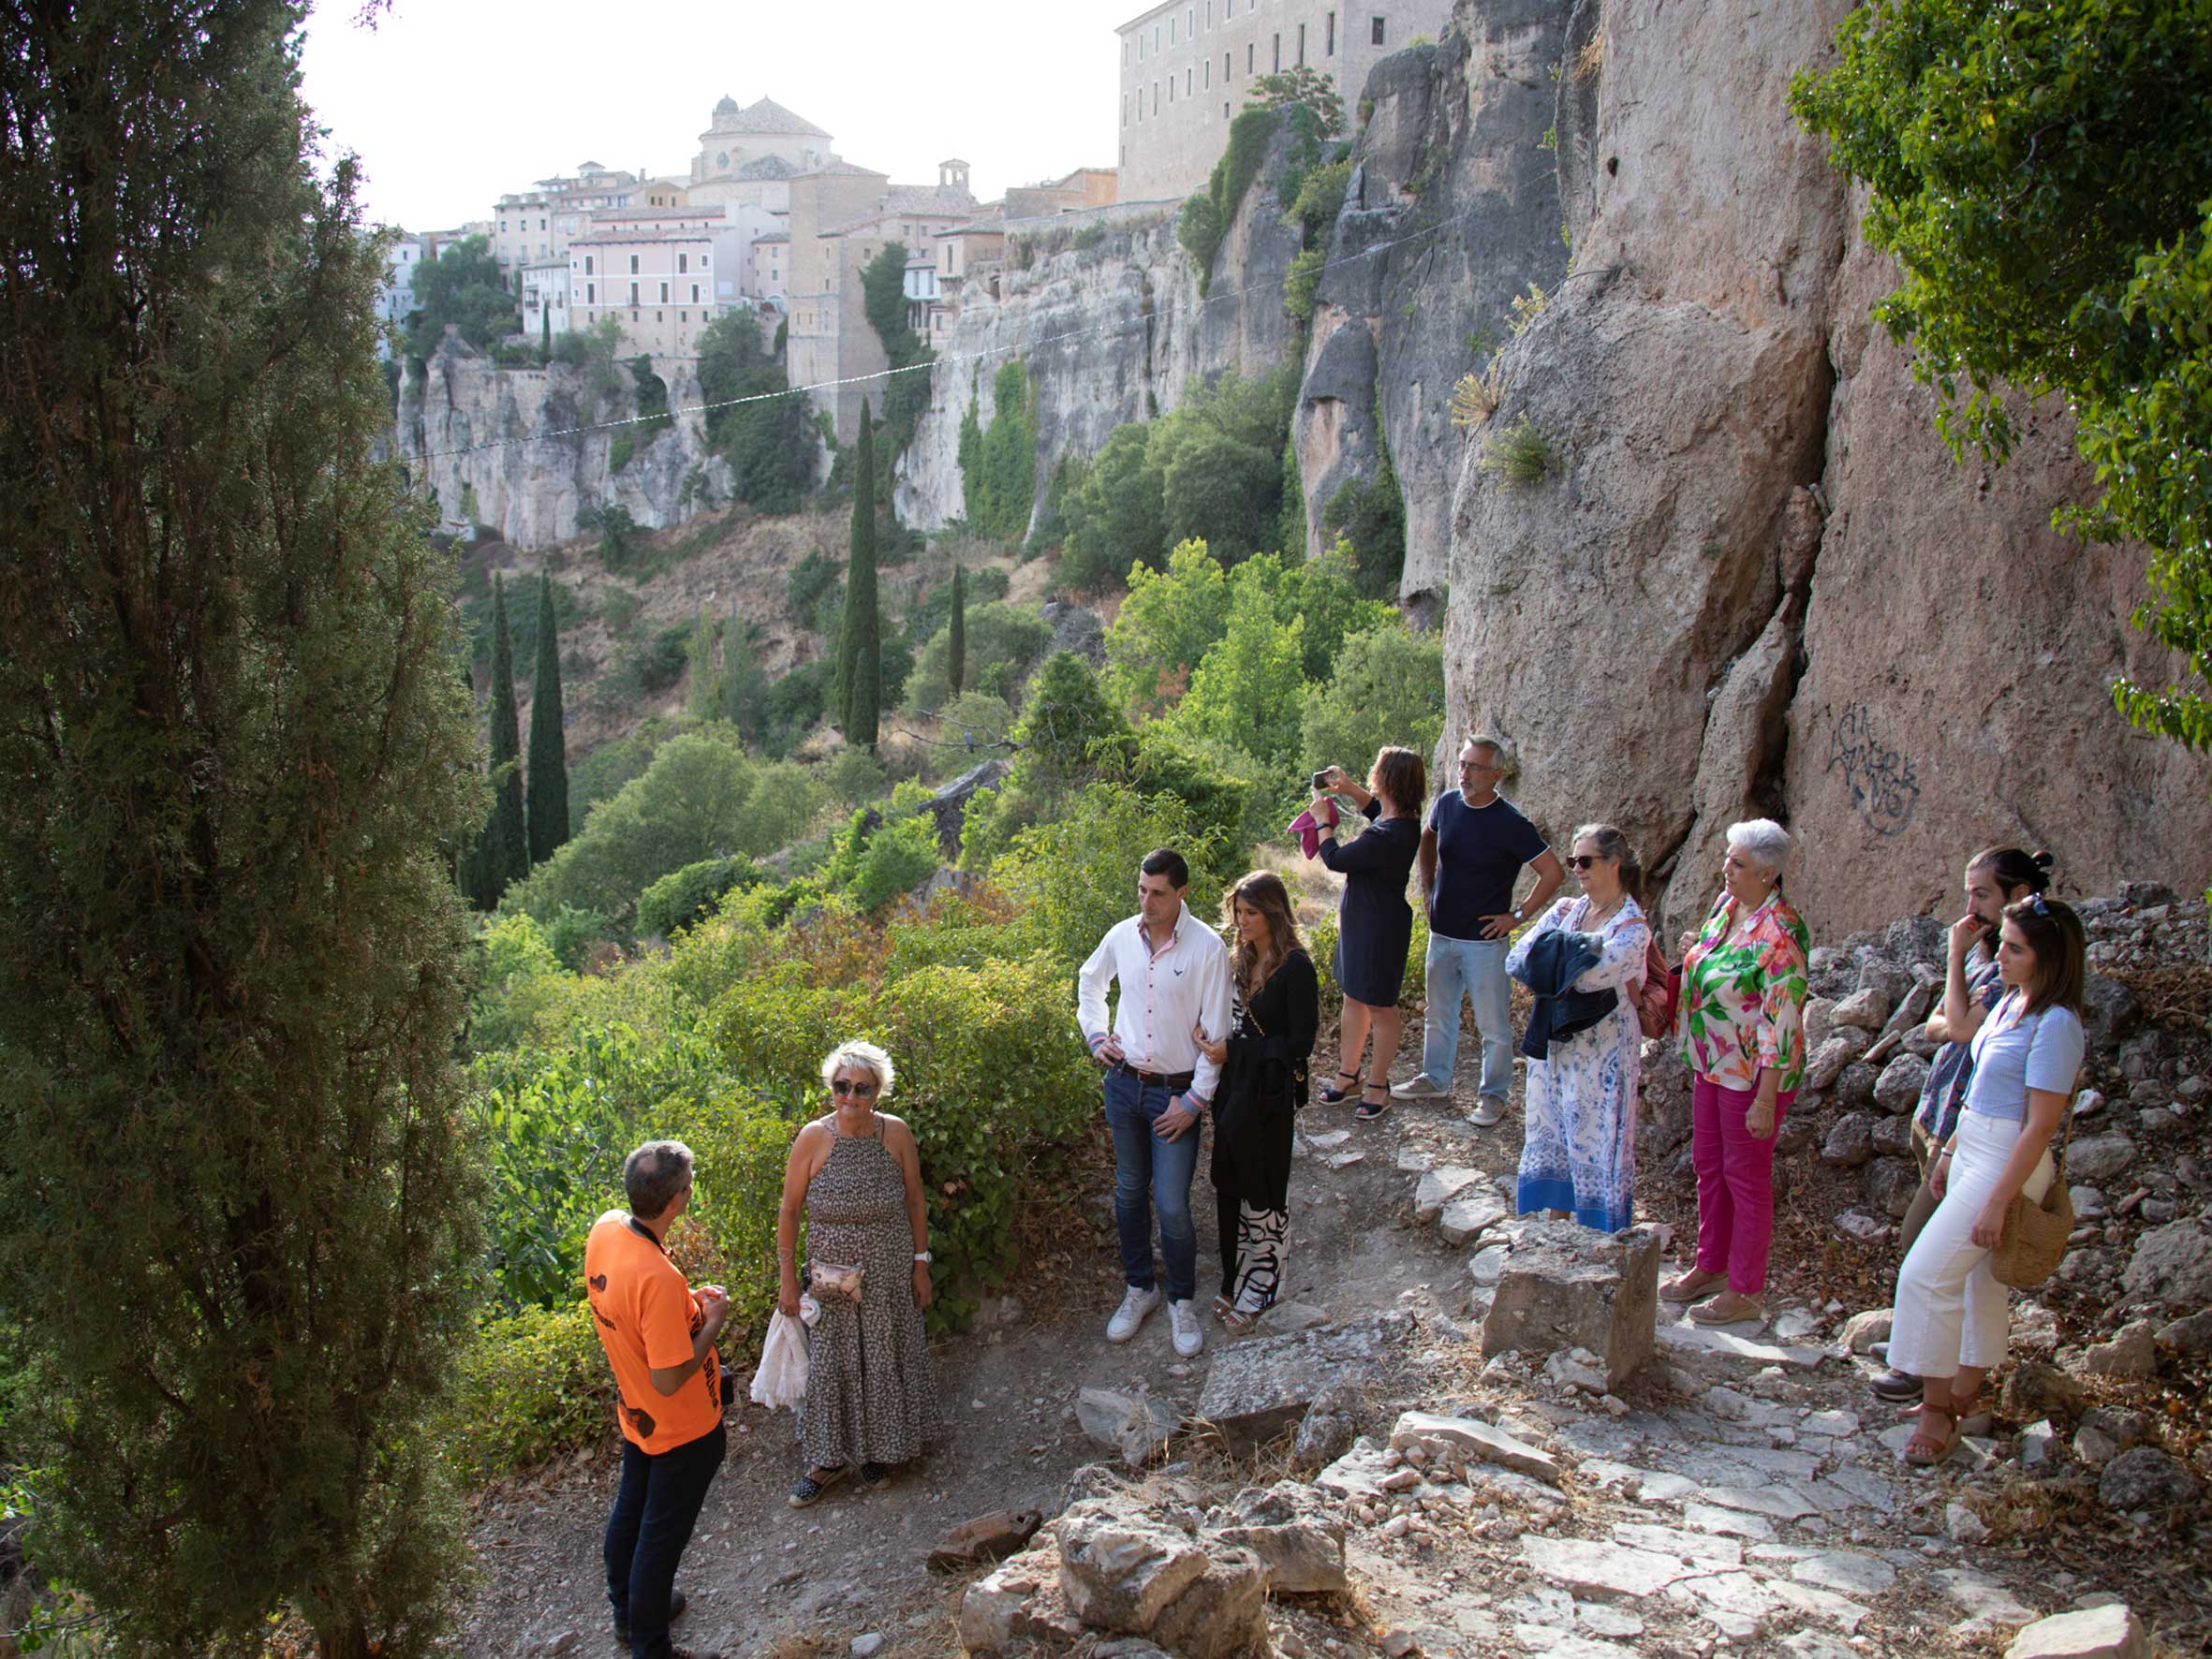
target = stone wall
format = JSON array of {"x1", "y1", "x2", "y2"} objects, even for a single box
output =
[{"x1": 1430, "y1": 0, "x2": 2212, "y2": 935}]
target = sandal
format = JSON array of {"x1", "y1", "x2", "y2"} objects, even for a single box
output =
[
  {"x1": 1211, "y1": 1293, "x2": 1234, "y2": 1322},
  {"x1": 1354, "y1": 1084, "x2": 1391, "y2": 1123},
  {"x1": 788, "y1": 1464, "x2": 848, "y2": 1507},
  {"x1": 1219, "y1": 1303, "x2": 1259, "y2": 1332},
  {"x1": 1903, "y1": 1402, "x2": 1961, "y2": 1468},
  {"x1": 1317, "y1": 1069, "x2": 1361, "y2": 1106},
  {"x1": 860, "y1": 1461, "x2": 892, "y2": 1491}
]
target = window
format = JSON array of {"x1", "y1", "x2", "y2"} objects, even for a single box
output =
[
  {"x1": 1187, "y1": 7, "x2": 1194, "y2": 38},
  {"x1": 1186, "y1": 66, "x2": 1193, "y2": 94},
  {"x1": 1224, "y1": 50, "x2": 1231, "y2": 81},
  {"x1": 678, "y1": 252, "x2": 687, "y2": 272},
  {"x1": 1122, "y1": 93, "x2": 1129, "y2": 127},
  {"x1": 1327, "y1": 11, "x2": 1335, "y2": 54},
  {"x1": 1137, "y1": 32, "x2": 1143, "y2": 60},
  {"x1": 656, "y1": 310, "x2": 662, "y2": 322},
  {"x1": 1223, "y1": 101, "x2": 1231, "y2": 118},
  {"x1": 1154, "y1": 23, "x2": 1160, "y2": 49},
  {"x1": 1298, "y1": 22, "x2": 1306, "y2": 63},
  {"x1": 1204, "y1": 0, "x2": 1211, "y2": 23},
  {"x1": 584, "y1": 255, "x2": 594, "y2": 274},
  {"x1": 1154, "y1": 81, "x2": 1159, "y2": 113},
  {"x1": 628, "y1": 282, "x2": 639, "y2": 304},
  {"x1": 540, "y1": 217, "x2": 547, "y2": 229},
  {"x1": 680, "y1": 311, "x2": 687, "y2": 322},
  {"x1": 586, "y1": 282, "x2": 595, "y2": 303},
  {"x1": 1168, "y1": 76, "x2": 1173, "y2": 103},
  {"x1": 1372, "y1": 15, "x2": 1385, "y2": 45},
  {"x1": 1168, "y1": 15, "x2": 1174, "y2": 43},
  {"x1": 1203, "y1": 57, "x2": 1210, "y2": 88},
  {"x1": 1247, "y1": 41, "x2": 1255, "y2": 71},
  {"x1": 701, "y1": 254, "x2": 709, "y2": 267},
  {"x1": 691, "y1": 284, "x2": 700, "y2": 302},
  {"x1": 1272, "y1": 32, "x2": 1280, "y2": 70},
  {"x1": 628, "y1": 254, "x2": 640, "y2": 273}
]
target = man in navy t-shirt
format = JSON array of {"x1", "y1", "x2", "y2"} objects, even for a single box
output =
[{"x1": 1391, "y1": 734, "x2": 1563, "y2": 1125}]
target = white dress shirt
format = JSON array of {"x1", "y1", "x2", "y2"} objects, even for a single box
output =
[{"x1": 1077, "y1": 903, "x2": 1231, "y2": 1102}]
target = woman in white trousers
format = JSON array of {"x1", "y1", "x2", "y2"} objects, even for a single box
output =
[{"x1": 1888, "y1": 893, "x2": 2087, "y2": 1467}]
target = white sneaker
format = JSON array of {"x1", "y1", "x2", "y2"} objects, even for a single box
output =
[
  {"x1": 1469, "y1": 1096, "x2": 1506, "y2": 1128},
  {"x1": 1169, "y1": 1299, "x2": 1203, "y2": 1358},
  {"x1": 1390, "y1": 1074, "x2": 1451, "y2": 1101},
  {"x1": 1106, "y1": 1285, "x2": 1161, "y2": 1343}
]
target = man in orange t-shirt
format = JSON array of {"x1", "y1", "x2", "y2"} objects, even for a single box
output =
[{"x1": 584, "y1": 1140, "x2": 728, "y2": 1659}]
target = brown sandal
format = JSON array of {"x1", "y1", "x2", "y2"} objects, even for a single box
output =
[{"x1": 1903, "y1": 1402, "x2": 1961, "y2": 1468}]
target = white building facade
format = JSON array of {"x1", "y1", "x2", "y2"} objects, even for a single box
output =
[{"x1": 521, "y1": 259, "x2": 571, "y2": 342}]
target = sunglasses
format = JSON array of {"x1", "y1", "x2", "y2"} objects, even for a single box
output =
[
  {"x1": 1566, "y1": 855, "x2": 1608, "y2": 871},
  {"x1": 832, "y1": 1079, "x2": 879, "y2": 1097}
]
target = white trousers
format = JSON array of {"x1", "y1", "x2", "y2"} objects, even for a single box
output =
[{"x1": 1888, "y1": 1109, "x2": 2054, "y2": 1378}]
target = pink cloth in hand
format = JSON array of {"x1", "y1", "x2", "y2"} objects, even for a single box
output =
[{"x1": 1286, "y1": 799, "x2": 1340, "y2": 858}]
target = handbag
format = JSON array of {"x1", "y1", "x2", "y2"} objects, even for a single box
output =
[
  {"x1": 811, "y1": 1261, "x2": 864, "y2": 1302},
  {"x1": 749, "y1": 1309, "x2": 809, "y2": 1411},
  {"x1": 1632, "y1": 936, "x2": 1679, "y2": 1041},
  {"x1": 1990, "y1": 1100, "x2": 2077, "y2": 1290}
]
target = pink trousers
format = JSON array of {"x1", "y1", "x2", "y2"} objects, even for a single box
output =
[{"x1": 1691, "y1": 1075, "x2": 1795, "y2": 1295}]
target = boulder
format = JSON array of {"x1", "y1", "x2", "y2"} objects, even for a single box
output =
[
  {"x1": 1805, "y1": 1028, "x2": 1872, "y2": 1090},
  {"x1": 1208, "y1": 1516, "x2": 1347, "y2": 1595},
  {"x1": 2154, "y1": 1308, "x2": 2212, "y2": 1355},
  {"x1": 1865, "y1": 1157, "x2": 1918, "y2": 1220},
  {"x1": 2004, "y1": 1605, "x2": 2148, "y2": 1659},
  {"x1": 2098, "y1": 1446, "x2": 2202, "y2": 1511},
  {"x1": 958, "y1": 1538, "x2": 1084, "y2": 1653},
  {"x1": 1143, "y1": 1546, "x2": 1269, "y2": 1659},
  {"x1": 929, "y1": 1508, "x2": 1044, "y2": 1574},
  {"x1": 2000, "y1": 1361, "x2": 2086, "y2": 1421},
  {"x1": 2120, "y1": 1221, "x2": 2212, "y2": 1309},
  {"x1": 1834, "y1": 1062, "x2": 1880, "y2": 1113},
  {"x1": 2066, "y1": 1135, "x2": 2138, "y2": 1185},
  {"x1": 1871, "y1": 1111, "x2": 1916, "y2": 1157},
  {"x1": 923, "y1": 759, "x2": 1010, "y2": 859},
  {"x1": 1053, "y1": 1507, "x2": 1209, "y2": 1632},
  {"x1": 1481, "y1": 1221, "x2": 1661, "y2": 1392},
  {"x1": 1390, "y1": 1409, "x2": 1562, "y2": 1485},
  {"x1": 1804, "y1": 996, "x2": 1838, "y2": 1050},
  {"x1": 2080, "y1": 975, "x2": 2141, "y2": 1050},
  {"x1": 2082, "y1": 1321, "x2": 2160, "y2": 1382},
  {"x1": 1872, "y1": 1053, "x2": 1930, "y2": 1115},
  {"x1": 1290, "y1": 1385, "x2": 1361, "y2": 1474},
  {"x1": 1831, "y1": 985, "x2": 1892, "y2": 1032},
  {"x1": 1193, "y1": 1313, "x2": 1414, "y2": 1452},
  {"x1": 1820, "y1": 1112, "x2": 1875, "y2": 1168},
  {"x1": 1439, "y1": 1188, "x2": 1511, "y2": 1245}
]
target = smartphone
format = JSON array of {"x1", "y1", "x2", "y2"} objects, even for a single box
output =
[{"x1": 1312, "y1": 770, "x2": 1332, "y2": 790}]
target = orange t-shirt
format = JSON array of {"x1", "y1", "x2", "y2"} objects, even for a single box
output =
[{"x1": 583, "y1": 1211, "x2": 722, "y2": 1454}]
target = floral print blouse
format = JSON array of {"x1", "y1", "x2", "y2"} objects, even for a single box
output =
[{"x1": 1676, "y1": 890, "x2": 1812, "y2": 1093}]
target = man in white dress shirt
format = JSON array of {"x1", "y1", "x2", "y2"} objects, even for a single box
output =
[{"x1": 1077, "y1": 848, "x2": 1232, "y2": 1358}]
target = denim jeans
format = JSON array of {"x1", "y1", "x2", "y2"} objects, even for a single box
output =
[
  {"x1": 1102, "y1": 1068, "x2": 1201, "y2": 1304},
  {"x1": 605, "y1": 1419, "x2": 725, "y2": 1659},
  {"x1": 1421, "y1": 932, "x2": 1513, "y2": 1102}
]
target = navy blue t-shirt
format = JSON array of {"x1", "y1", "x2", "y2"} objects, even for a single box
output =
[{"x1": 1427, "y1": 790, "x2": 1548, "y2": 941}]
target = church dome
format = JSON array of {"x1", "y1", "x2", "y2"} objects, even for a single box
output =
[{"x1": 713, "y1": 94, "x2": 738, "y2": 118}]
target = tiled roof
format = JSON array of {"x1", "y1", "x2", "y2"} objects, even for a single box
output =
[
  {"x1": 571, "y1": 226, "x2": 716, "y2": 245},
  {"x1": 719, "y1": 96, "x2": 832, "y2": 139},
  {"x1": 739, "y1": 154, "x2": 799, "y2": 181}
]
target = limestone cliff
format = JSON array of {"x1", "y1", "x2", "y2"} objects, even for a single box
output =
[
  {"x1": 1420, "y1": 0, "x2": 2210, "y2": 933},
  {"x1": 894, "y1": 125, "x2": 1305, "y2": 534},
  {"x1": 396, "y1": 333, "x2": 732, "y2": 548}
]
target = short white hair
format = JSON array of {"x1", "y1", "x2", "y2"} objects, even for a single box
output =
[
  {"x1": 819, "y1": 1039, "x2": 896, "y2": 1097},
  {"x1": 1465, "y1": 730, "x2": 1516, "y2": 770},
  {"x1": 1726, "y1": 818, "x2": 1794, "y2": 879}
]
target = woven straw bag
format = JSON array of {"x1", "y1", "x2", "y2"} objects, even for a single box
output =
[{"x1": 1990, "y1": 1104, "x2": 2076, "y2": 1290}]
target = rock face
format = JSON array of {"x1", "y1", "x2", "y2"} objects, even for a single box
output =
[
  {"x1": 396, "y1": 332, "x2": 732, "y2": 548},
  {"x1": 1433, "y1": 0, "x2": 2212, "y2": 934},
  {"x1": 1481, "y1": 1220, "x2": 1660, "y2": 1390},
  {"x1": 1290, "y1": 7, "x2": 1572, "y2": 617},
  {"x1": 895, "y1": 126, "x2": 1305, "y2": 535}
]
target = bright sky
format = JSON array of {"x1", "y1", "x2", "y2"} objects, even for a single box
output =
[{"x1": 298, "y1": 0, "x2": 1131, "y2": 233}]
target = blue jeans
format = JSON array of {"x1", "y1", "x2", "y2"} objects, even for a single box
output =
[
  {"x1": 605, "y1": 1419, "x2": 725, "y2": 1658},
  {"x1": 1103, "y1": 1069, "x2": 1201, "y2": 1304},
  {"x1": 1422, "y1": 933, "x2": 1513, "y2": 1103}
]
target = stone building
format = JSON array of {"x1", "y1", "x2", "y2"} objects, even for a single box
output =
[
  {"x1": 786, "y1": 160, "x2": 978, "y2": 442},
  {"x1": 372, "y1": 232, "x2": 421, "y2": 357},
  {"x1": 1113, "y1": 0, "x2": 1454, "y2": 200},
  {"x1": 569, "y1": 208, "x2": 733, "y2": 357},
  {"x1": 494, "y1": 162, "x2": 641, "y2": 281}
]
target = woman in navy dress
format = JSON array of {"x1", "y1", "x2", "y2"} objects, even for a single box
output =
[{"x1": 1308, "y1": 746, "x2": 1425, "y2": 1122}]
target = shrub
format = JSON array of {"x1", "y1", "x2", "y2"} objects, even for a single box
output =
[
  {"x1": 903, "y1": 600, "x2": 1054, "y2": 714},
  {"x1": 1103, "y1": 539, "x2": 1233, "y2": 712},
  {"x1": 443, "y1": 1302, "x2": 610, "y2": 1486},
  {"x1": 1478, "y1": 415, "x2": 1556, "y2": 487},
  {"x1": 1284, "y1": 244, "x2": 1328, "y2": 325},
  {"x1": 960, "y1": 360, "x2": 1039, "y2": 542},
  {"x1": 638, "y1": 856, "x2": 764, "y2": 938},
  {"x1": 1180, "y1": 107, "x2": 1285, "y2": 290},
  {"x1": 1160, "y1": 573, "x2": 1307, "y2": 766},
  {"x1": 1450, "y1": 360, "x2": 1502, "y2": 429},
  {"x1": 1300, "y1": 620, "x2": 1446, "y2": 779},
  {"x1": 1320, "y1": 460, "x2": 1407, "y2": 597},
  {"x1": 1058, "y1": 422, "x2": 1166, "y2": 592},
  {"x1": 544, "y1": 903, "x2": 612, "y2": 970},
  {"x1": 822, "y1": 807, "x2": 943, "y2": 912},
  {"x1": 786, "y1": 549, "x2": 842, "y2": 633}
]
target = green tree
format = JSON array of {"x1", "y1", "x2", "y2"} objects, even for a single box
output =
[
  {"x1": 1246, "y1": 66, "x2": 1348, "y2": 137},
  {"x1": 960, "y1": 360, "x2": 1038, "y2": 543},
  {"x1": 404, "y1": 233, "x2": 514, "y2": 361},
  {"x1": 686, "y1": 605, "x2": 722, "y2": 721},
  {"x1": 1300, "y1": 619, "x2": 1447, "y2": 775},
  {"x1": 1059, "y1": 420, "x2": 1167, "y2": 589},
  {"x1": 1164, "y1": 572, "x2": 1309, "y2": 765},
  {"x1": 539, "y1": 301, "x2": 551, "y2": 360},
  {"x1": 1792, "y1": 0, "x2": 2212, "y2": 756},
  {"x1": 575, "y1": 499, "x2": 639, "y2": 569},
  {"x1": 696, "y1": 308, "x2": 816, "y2": 512},
  {"x1": 527, "y1": 573, "x2": 571, "y2": 864},
  {"x1": 481, "y1": 573, "x2": 529, "y2": 899},
  {"x1": 861, "y1": 242, "x2": 935, "y2": 462},
  {"x1": 1103, "y1": 539, "x2": 1235, "y2": 712},
  {"x1": 0, "y1": 3, "x2": 482, "y2": 1651},
  {"x1": 948, "y1": 563, "x2": 967, "y2": 695},
  {"x1": 840, "y1": 404, "x2": 883, "y2": 745}
]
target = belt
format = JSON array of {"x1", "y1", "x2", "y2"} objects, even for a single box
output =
[{"x1": 1114, "y1": 1061, "x2": 1196, "y2": 1091}]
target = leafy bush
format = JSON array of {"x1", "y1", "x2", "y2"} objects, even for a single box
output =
[
  {"x1": 1284, "y1": 244, "x2": 1328, "y2": 325},
  {"x1": 1320, "y1": 458, "x2": 1407, "y2": 596},
  {"x1": 404, "y1": 234, "x2": 513, "y2": 362},
  {"x1": 544, "y1": 903, "x2": 612, "y2": 969},
  {"x1": 444, "y1": 1301, "x2": 610, "y2": 1485},
  {"x1": 577, "y1": 500, "x2": 641, "y2": 569},
  {"x1": 1161, "y1": 572, "x2": 1307, "y2": 765},
  {"x1": 785, "y1": 549, "x2": 842, "y2": 633},
  {"x1": 1478, "y1": 415, "x2": 1556, "y2": 487},
  {"x1": 470, "y1": 913, "x2": 568, "y2": 1052},
  {"x1": 902, "y1": 599, "x2": 1053, "y2": 713},
  {"x1": 958, "y1": 361, "x2": 1039, "y2": 542},
  {"x1": 697, "y1": 309, "x2": 817, "y2": 512},
  {"x1": 826, "y1": 742, "x2": 889, "y2": 807},
  {"x1": 1300, "y1": 619, "x2": 1446, "y2": 778},
  {"x1": 638, "y1": 856, "x2": 765, "y2": 939},
  {"x1": 1057, "y1": 422, "x2": 1167, "y2": 591},
  {"x1": 602, "y1": 623, "x2": 690, "y2": 704},
  {"x1": 822, "y1": 806, "x2": 943, "y2": 912},
  {"x1": 567, "y1": 713, "x2": 693, "y2": 830},
  {"x1": 1179, "y1": 107, "x2": 1282, "y2": 289}
]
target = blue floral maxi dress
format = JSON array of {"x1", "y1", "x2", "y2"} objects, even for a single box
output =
[{"x1": 1506, "y1": 895, "x2": 1653, "y2": 1232}]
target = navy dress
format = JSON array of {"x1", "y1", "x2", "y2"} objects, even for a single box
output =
[{"x1": 1320, "y1": 800, "x2": 1421, "y2": 1006}]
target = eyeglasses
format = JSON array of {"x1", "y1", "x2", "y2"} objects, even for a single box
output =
[
  {"x1": 831, "y1": 1079, "x2": 879, "y2": 1097},
  {"x1": 1566, "y1": 855, "x2": 1606, "y2": 871},
  {"x1": 2028, "y1": 893, "x2": 2052, "y2": 918}
]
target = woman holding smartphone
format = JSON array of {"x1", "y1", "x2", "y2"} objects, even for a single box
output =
[{"x1": 1306, "y1": 748, "x2": 1424, "y2": 1123}]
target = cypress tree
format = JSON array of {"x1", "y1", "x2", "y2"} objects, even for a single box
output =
[
  {"x1": 948, "y1": 562, "x2": 967, "y2": 696},
  {"x1": 485, "y1": 572, "x2": 528, "y2": 894},
  {"x1": 839, "y1": 403, "x2": 882, "y2": 747},
  {"x1": 526, "y1": 572, "x2": 570, "y2": 862},
  {"x1": 0, "y1": 3, "x2": 481, "y2": 1651},
  {"x1": 539, "y1": 299, "x2": 552, "y2": 360}
]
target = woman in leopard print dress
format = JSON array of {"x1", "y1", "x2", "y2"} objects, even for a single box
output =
[{"x1": 774, "y1": 1040, "x2": 945, "y2": 1505}]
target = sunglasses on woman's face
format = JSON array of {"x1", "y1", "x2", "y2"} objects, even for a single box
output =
[
  {"x1": 832, "y1": 1079, "x2": 879, "y2": 1097},
  {"x1": 1566, "y1": 854, "x2": 1606, "y2": 870}
]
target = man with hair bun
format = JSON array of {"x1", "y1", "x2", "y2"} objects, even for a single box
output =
[{"x1": 585, "y1": 1140, "x2": 728, "y2": 1659}]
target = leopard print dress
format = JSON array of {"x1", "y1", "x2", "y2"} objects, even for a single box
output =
[{"x1": 799, "y1": 1118, "x2": 944, "y2": 1470}]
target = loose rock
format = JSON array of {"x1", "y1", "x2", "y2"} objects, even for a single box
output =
[
  {"x1": 2004, "y1": 1604, "x2": 2149, "y2": 1659},
  {"x1": 1820, "y1": 1113, "x2": 1875, "y2": 1168},
  {"x1": 1482, "y1": 1222, "x2": 1661, "y2": 1392},
  {"x1": 2098, "y1": 1446, "x2": 2202, "y2": 1511}
]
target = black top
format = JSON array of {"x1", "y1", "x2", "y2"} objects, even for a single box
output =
[
  {"x1": 1427, "y1": 789, "x2": 1548, "y2": 942},
  {"x1": 1211, "y1": 949, "x2": 1320, "y2": 1214},
  {"x1": 1320, "y1": 800, "x2": 1421, "y2": 1006}
]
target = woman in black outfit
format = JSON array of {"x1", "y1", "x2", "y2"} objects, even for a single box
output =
[
  {"x1": 1195, "y1": 871, "x2": 1319, "y2": 1330},
  {"x1": 1309, "y1": 747, "x2": 1426, "y2": 1122}
]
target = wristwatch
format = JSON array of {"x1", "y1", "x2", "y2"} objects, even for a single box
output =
[
  {"x1": 1512, "y1": 904, "x2": 1526, "y2": 922},
  {"x1": 913, "y1": 1250, "x2": 932, "y2": 1263}
]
